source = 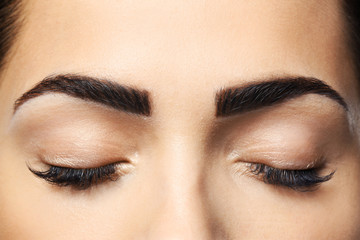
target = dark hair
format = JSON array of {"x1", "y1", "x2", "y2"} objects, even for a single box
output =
[
  {"x1": 0, "y1": 1, "x2": 359, "y2": 79},
  {"x1": 344, "y1": 0, "x2": 360, "y2": 79},
  {"x1": 0, "y1": 0, "x2": 22, "y2": 74}
]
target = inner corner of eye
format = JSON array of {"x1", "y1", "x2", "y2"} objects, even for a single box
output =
[
  {"x1": 231, "y1": 160, "x2": 257, "y2": 174},
  {"x1": 26, "y1": 159, "x2": 47, "y2": 169},
  {"x1": 231, "y1": 158, "x2": 261, "y2": 167},
  {"x1": 112, "y1": 157, "x2": 133, "y2": 166},
  {"x1": 116, "y1": 160, "x2": 135, "y2": 172}
]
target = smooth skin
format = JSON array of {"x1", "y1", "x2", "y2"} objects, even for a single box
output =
[{"x1": 0, "y1": 0, "x2": 360, "y2": 239}]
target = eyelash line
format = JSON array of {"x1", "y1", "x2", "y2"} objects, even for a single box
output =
[
  {"x1": 29, "y1": 161, "x2": 335, "y2": 192},
  {"x1": 28, "y1": 163, "x2": 120, "y2": 190},
  {"x1": 249, "y1": 163, "x2": 335, "y2": 192}
]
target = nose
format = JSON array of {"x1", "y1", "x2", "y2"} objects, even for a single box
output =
[
  {"x1": 143, "y1": 137, "x2": 215, "y2": 240},
  {"x1": 146, "y1": 195, "x2": 213, "y2": 239}
]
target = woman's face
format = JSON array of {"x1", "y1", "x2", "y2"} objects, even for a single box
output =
[{"x1": 0, "y1": 0, "x2": 359, "y2": 239}]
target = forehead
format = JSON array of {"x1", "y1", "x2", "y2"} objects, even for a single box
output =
[{"x1": 6, "y1": 0, "x2": 355, "y2": 98}]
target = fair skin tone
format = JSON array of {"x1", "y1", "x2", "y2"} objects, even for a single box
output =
[{"x1": 0, "y1": 0, "x2": 360, "y2": 239}]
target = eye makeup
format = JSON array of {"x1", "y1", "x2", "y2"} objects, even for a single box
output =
[
  {"x1": 8, "y1": 95, "x2": 148, "y2": 191},
  {"x1": 215, "y1": 96, "x2": 351, "y2": 192},
  {"x1": 246, "y1": 163, "x2": 334, "y2": 192},
  {"x1": 226, "y1": 131, "x2": 338, "y2": 192},
  {"x1": 28, "y1": 161, "x2": 134, "y2": 190},
  {"x1": 9, "y1": 94, "x2": 149, "y2": 164}
]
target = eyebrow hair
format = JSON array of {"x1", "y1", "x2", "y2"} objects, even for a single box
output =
[
  {"x1": 215, "y1": 77, "x2": 348, "y2": 117},
  {"x1": 14, "y1": 74, "x2": 151, "y2": 116}
]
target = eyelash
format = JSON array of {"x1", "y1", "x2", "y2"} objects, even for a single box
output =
[
  {"x1": 29, "y1": 162, "x2": 334, "y2": 192},
  {"x1": 28, "y1": 163, "x2": 120, "y2": 190},
  {"x1": 248, "y1": 163, "x2": 335, "y2": 192}
]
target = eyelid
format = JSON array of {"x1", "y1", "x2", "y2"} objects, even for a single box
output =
[
  {"x1": 39, "y1": 151, "x2": 136, "y2": 169},
  {"x1": 246, "y1": 163, "x2": 335, "y2": 192},
  {"x1": 228, "y1": 149, "x2": 325, "y2": 170},
  {"x1": 28, "y1": 161, "x2": 134, "y2": 190}
]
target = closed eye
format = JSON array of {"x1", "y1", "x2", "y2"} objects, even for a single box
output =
[
  {"x1": 248, "y1": 163, "x2": 335, "y2": 192},
  {"x1": 28, "y1": 162, "x2": 131, "y2": 190}
]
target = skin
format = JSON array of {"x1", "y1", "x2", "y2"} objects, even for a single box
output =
[{"x1": 0, "y1": 0, "x2": 360, "y2": 239}]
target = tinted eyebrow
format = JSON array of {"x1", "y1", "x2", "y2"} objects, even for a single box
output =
[
  {"x1": 14, "y1": 74, "x2": 151, "y2": 116},
  {"x1": 215, "y1": 77, "x2": 348, "y2": 117}
]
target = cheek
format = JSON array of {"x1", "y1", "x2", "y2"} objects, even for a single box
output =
[
  {"x1": 0, "y1": 141, "x2": 45, "y2": 239},
  {"x1": 203, "y1": 152, "x2": 360, "y2": 239},
  {"x1": 1, "y1": 131, "x2": 359, "y2": 239},
  {"x1": 0, "y1": 138, "x2": 158, "y2": 240}
]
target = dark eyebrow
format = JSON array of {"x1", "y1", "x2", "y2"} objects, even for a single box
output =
[
  {"x1": 14, "y1": 74, "x2": 151, "y2": 116},
  {"x1": 215, "y1": 77, "x2": 348, "y2": 117}
]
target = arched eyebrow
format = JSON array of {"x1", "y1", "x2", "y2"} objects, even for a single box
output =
[
  {"x1": 14, "y1": 74, "x2": 151, "y2": 116},
  {"x1": 215, "y1": 77, "x2": 348, "y2": 117}
]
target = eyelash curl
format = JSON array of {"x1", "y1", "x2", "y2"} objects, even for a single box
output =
[
  {"x1": 28, "y1": 163, "x2": 120, "y2": 190},
  {"x1": 248, "y1": 163, "x2": 335, "y2": 192}
]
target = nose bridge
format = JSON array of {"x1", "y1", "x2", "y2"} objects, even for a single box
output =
[
  {"x1": 145, "y1": 134, "x2": 214, "y2": 239},
  {"x1": 148, "y1": 191, "x2": 212, "y2": 239}
]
